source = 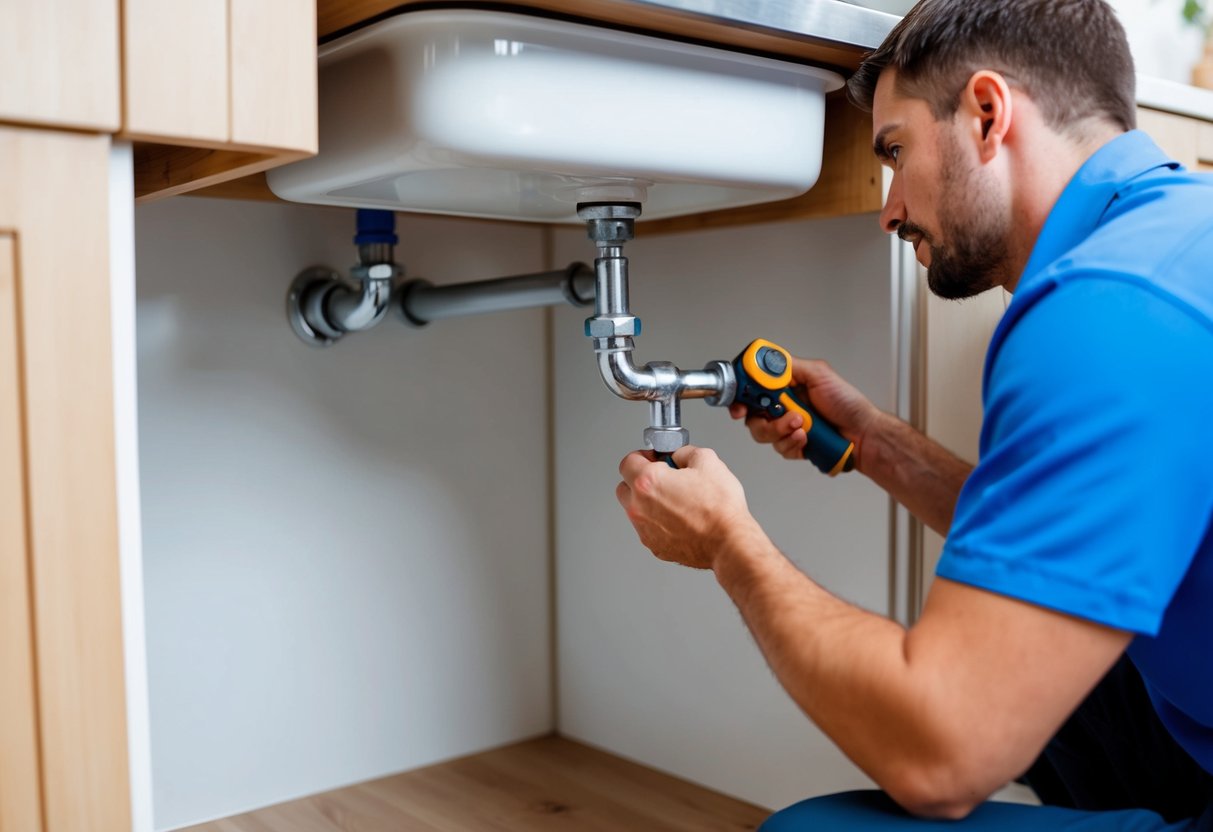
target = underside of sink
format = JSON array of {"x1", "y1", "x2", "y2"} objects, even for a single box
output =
[{"x1": 268, "y1": 9, "x2": 843, "y2": 223}]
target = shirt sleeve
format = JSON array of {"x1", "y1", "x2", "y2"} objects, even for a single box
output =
[{"x1": 936, "y1": 275, "x2": 1213, "y2": 635}]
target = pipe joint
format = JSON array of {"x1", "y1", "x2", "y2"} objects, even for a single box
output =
[
  {"x1": 585, "y1": 315, "x2": 641, "y2": 338},
  {"x1": 288, "y1": 210, "x2": 597, "y2": 345},
  {"x1": 579, "y1": 202, "x2": 739, "y2": 451}
]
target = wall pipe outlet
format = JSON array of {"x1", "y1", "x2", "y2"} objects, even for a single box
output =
[{"x1": 287, "y1": 210, "x2": 598, "y2": 346}]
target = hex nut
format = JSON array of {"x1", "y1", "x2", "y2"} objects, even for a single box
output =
[
  {"x1": 584, "y1": 218, "x2": 635, "y2": 244},
  {"x1": 584, "y1": 315, "x2": 640, "y2": 337},
  {"x1": 351, "y1": 262, "x2": 398, "y2": 282},
  {"x1": 645, "y1": 426, "x2": 689, "y2": 453}
]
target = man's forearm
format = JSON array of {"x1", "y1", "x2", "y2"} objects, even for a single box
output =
[
  {"x1": 857, "y1": 411, "x2": 973, "y2": 536},
  {"x1": 708, "y1": 528, "x2": 965, "y2": 815},
  {"x1": 713, "y1": 525, "x2": 977, "y2": 816}
]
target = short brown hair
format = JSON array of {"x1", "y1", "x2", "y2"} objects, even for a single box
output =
[{"x1": 847, "y1": 0, "x2": 1136, "y2": 133}]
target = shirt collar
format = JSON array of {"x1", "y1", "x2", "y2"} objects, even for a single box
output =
[{"x1": 1018, "y1": 130, "x2": 1178, "y2": 290}]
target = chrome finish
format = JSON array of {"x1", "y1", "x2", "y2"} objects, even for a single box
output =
[
  {"x1": 358, "y1": 242, "x2": 394, "y2": 266},
  {"x1": 624, "y1": 0, "x2": 898, "y2": 52},
  {"x1": 399, "y1": 262, "x2": 595, "y2": 325},
  {"x1": 328, "y1": 263, "x2": 396, "y2": 331},
  {"x1": 579, "y1": 201, "x2": 735, "y2": 451},
  {"x1": 288, "y1": 266, "x2": 345, "y2": 347},
  {"x1": 581, "y1": 202, "x2": 642, "y2": 248},
  {"x1": 595, "y1": 348, "x2": 657, "y2": 399},
  {"x1": 287, "y1": 261, "x2": 397, "y2": 347},
  {"x1": 703, "y1": 360, "x2": 738, "y2": 407},
  {"x1": 680, "y1": 367, "x2": 731, "y2": 399},
  {"x1": 891, "y1": 234, "x2": 925, "y2": 626},
  {"x1": 594, "y1": 252, "x2": 630, "y2": 315}
]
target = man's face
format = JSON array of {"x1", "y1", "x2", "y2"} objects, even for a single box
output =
[{"x1": 871, "y1": 70, "x2": 1014, "y2": 300}]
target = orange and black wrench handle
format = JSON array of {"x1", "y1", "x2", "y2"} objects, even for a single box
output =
[{"x1": 731, "y1": 338, "x2": 855, "y2": 476}]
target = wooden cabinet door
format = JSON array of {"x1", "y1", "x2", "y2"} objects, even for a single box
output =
[
  {"x1": 0, "y1": 0, "x2": 119, "y2": 131},
  {"x1": 230, "y1": 0, "x2": 317, "y2": 153},
  {"x1": 0, "y1": 127, "x2": 130, "y2": 832},
  {"x1": 124, "y1": 0, "x2": 229, "y2": 144},
  {"x1": 1198, "y1": 122, "x2": 1213, "y2": 172},
  {"x1": 1138, "y1": 106, "x2": 1213, "y2": 171},
  {"x1": 0, "y1": 234, "x2": 44, "y2": 832}
]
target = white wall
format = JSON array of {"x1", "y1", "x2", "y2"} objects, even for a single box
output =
[
  {"x1": 551, "y1": 214, "x2": 897, "y2": 810},
  {"x1": 1109, "y1": 0, "x2": 1206, "y2": 84},
  {"x1": 135, "y1": 199, "x2": 552, "y2": 830}
]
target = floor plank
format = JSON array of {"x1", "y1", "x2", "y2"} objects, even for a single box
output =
[{"x1": 175, "y1": 735, "x2": 769, "y2": 831}]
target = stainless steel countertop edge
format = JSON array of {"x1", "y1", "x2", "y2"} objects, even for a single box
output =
[{"x1": 627, "y1": 0, "x2": 899, "y2": 52}]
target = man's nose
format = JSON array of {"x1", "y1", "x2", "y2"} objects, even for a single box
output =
[{"x1": 880, "y1": 174, "x2": 906, "y2": 235}]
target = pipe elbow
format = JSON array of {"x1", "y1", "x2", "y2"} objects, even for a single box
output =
[
  {"x1": 326, "y1": 265, "x2": 394, "y2": 333},
  {"x1": 597, "y1": 350, "x2": 658, "y2": 400}
]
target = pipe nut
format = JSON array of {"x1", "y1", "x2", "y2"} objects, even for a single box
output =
[
  {"x1": 702, "y1": 360, "x2": 738, "y2": 407},
  {"x1": 584, "y1": 315, "x2": 641, "y2": 338},
  {"x1": 645, "y1": 426, "x2": 689, "y2": 453},
  {"x1": 584, "y1": 218, "x2": 635, "y2": 245},
  {"x1": 351, "y1": 262, "x2": 398, "y2": 281},
  {"x1": 577, "y1": 202, "x2": 642, "y2": 221}
]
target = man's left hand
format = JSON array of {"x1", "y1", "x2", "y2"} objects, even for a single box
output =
[{"x1": 616, "y1": 446, "x2": 759, "y2": 570}]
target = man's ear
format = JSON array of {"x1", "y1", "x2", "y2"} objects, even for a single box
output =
[{"x1": 960, "y1": 70, "x2": 1013, "y2": 163}]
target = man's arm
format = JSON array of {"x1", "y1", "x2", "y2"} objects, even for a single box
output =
[
  {"x1": 732, "y1": 358, "x2": 971, "y2": 536},
  {"x1": 617, "y1": 448, "x2": 1130, "y2": 819}
]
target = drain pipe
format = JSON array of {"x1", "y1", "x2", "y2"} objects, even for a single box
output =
[
  {"x1": 579, "y1": 203, "x2": 735, "y2": 453},
  {"x1": 399, "y1": 262, "x2": 594, "y2": 326},
  {"x1": 286, "y1": 210, "x2": 596, "y2": 346}
]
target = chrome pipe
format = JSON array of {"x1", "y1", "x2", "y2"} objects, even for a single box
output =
[
  {"x1": 678, "y1": 368, "x2": 729, "y2": 399},
  {"x1": 650, "y1": 397, "x2": 681, "y2": 432},
  {"x1": 325, "y1": 264, "x2": 395, "y2": 333},
  {"x1": 596, "y1": 347, "x2": 657, "y2": 400},
  {"x1": 579, "y1": 201, "x2": 736, "y2": 451},
  {"x1": 400, "y1": 262, "x2": 594, "y2": 325},
  {"x1": 594, "y1": 252, "x2": 630, "y2": 317}
]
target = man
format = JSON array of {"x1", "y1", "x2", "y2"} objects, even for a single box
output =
[{"x1": 614, "y1": 0, "x2": 1213, "y2": 828}]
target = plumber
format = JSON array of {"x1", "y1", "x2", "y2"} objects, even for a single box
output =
[{"x1": 615, "y1": 1, "x2": 1213, "y2": 828}]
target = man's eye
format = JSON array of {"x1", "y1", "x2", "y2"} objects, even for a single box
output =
[{"x1": 890, "y1": 145, "x2": 901, "y2": 163}]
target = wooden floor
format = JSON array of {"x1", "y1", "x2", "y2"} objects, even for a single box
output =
[{"x1": 178, "y1": 735, "x2": 770, "y2": 831}]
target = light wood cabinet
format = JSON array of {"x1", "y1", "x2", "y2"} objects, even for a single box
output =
[
  {"x1": 230, "y1": 0, "x2": 318, "y2": 151},
  {"x1": 0, "y1": 0, "x2": 120, "y2": 132},
  {"x1": 1199, "y1": 122, "x2": 1213, "y2": 171},
  {"x1": 0, "y1": 234, "x2": 43, "y2": 832},
  {"x1": 127, "y1": 0, "x2": 318, "y2": 201},
  {"x1": 1137, "y1": 106, "x2": 1213, "y2": 171},
  {"x1": 0, "y1": 126, "x2": 130, "y2": 832},
  {"x1": 123, "y1": 0, "x2": 230, "y2": 145}
]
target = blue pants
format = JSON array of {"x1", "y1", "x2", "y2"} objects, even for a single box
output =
[{"x1": 762, "y1": 657, "x2": 1213, "y2": 830}]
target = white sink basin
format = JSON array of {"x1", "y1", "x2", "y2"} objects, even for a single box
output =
[{"x1": 268, "y1": 9, "x2": 843, "y2": 223}]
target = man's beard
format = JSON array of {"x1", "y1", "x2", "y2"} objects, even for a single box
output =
[{"x1": 902, "y1": 134, "x2": 1013, "y2": 301}]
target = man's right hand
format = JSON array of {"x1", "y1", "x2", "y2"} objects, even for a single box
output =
[{"x1": 728, "y1": 356, "x2": 880, "y2": 470}]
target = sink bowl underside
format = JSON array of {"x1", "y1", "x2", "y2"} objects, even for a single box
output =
[{"x1": 268, "y1": 9, "x2": 843, "y2": 223}]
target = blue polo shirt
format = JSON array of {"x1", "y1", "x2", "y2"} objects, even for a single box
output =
[{"x1": 936, "y1": 130, "x2": 1213, "y2": 775}]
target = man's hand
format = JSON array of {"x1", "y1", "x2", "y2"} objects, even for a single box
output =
[
  {"x1": 616, "y1": 446, "x2": 762, "y2": 570},
  {"x1": 729, "y1": 352, "x2": 972, "y2": 536},
  {"x1": 729, "y1": 356, "x2": 880, "y2": 468}
]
